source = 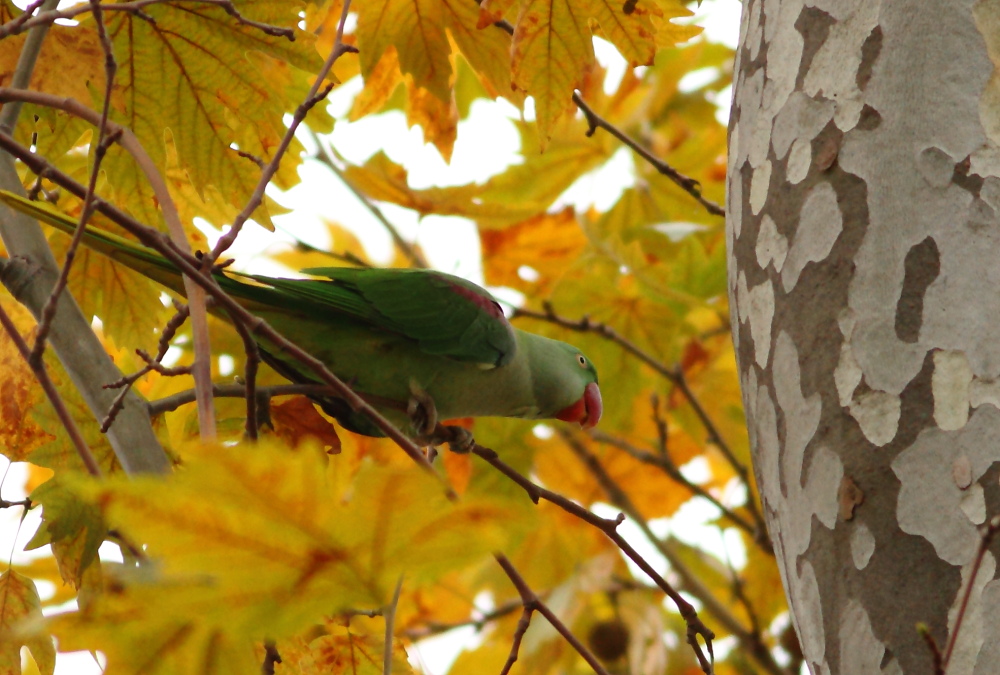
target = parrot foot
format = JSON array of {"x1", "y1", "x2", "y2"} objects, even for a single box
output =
[
  {"x1": 406, "y1": 381, "x2": 438, "y2": 437},
  {"x1": 415, "y1": 424, "x2": 475, "y2": 454},
  {"x1": 444, "y1": 426, "x2": 475, "y2": 454}
]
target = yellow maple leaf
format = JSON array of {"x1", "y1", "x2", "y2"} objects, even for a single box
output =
[
  {"x1": 355, "y1": 0, "x2": 512, "y2": 107},
  {"x1": 61, "y1": 437, "x2": 516, "y2": 639},
  {"x1": 0, "y1": 3, "x2": 107, "y2": 113},
  {"x1": 90, "y1": 0, "x2": 321, "y2": 229},
  {"x1": 0, "y1": 569, "x2": 55, "y2": 675},
  {"x1": 275, "y1": 616, "x2": 413, "y2": 675},
  {"x1": 477, "y1": 0, "x2": 698, "y2": 144}
]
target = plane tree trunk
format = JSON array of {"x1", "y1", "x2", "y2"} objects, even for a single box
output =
[{"x1": 728, "y1": 1, "x2": 1000, "y2": 672}]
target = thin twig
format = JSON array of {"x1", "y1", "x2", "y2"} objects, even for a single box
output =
[
  {"x1": 310, "y1": 131, "x2": 429, "y2": 269},
  {"x1": 942, "y1": 515, "x2": 1000, "y2": 670},
  {"x1": 226, "y1": 311, "x2": 262, "y2": 440},
  {"x1": 0, "y1": 0, "x2": 45, "y2": 44},
  {"x1": 261, "y1": 640, "x2": 281, "y2": 675},
  {"x1": 383, "y1": 575, "x2": 403, "y2": 675},
  {"x1": 0, "y1": 0, "x2": 169, "y2": 475},
  {"x1": 494, "y1": 553, "x2": 612, "y2": 675},
  {"x1": 28, "y1": 0, "x2": 118, "y2": 367},
  {"x1": 101, "y1": 302, "x2": 189, "y2": 431},
  {"x1": 499, "y1": 605, "x2": 532, "y2": 675},
  {"x1": 0, "y1": 498, "x2": 32, "y2": 509},
  {"x1": 442, "y1": 430, "x2": 716, "y2": 674},
  {"x1": 402, "y1": 598, "x2": 523, "y2": 639},
  {"x1": 572, "y1": 92, "x2": 724, "y2": 217},
  {"x1": 485, "y1": 17, "x2": 723, "y2": 219},
  {"x1": 147, "y1": 382, "x2": 335, "y2": 415},
  {"x1": 208, "y1": 0, "x2": 357, "y2": 261},
  {"x1": 555, "y1": 431, "x2": 793, "y2": 675},
  {"x1": 0, "y1": 0, "x2": 294, "y2": 39},
  {"x1": 0, "y1": 304, "x2": 102, "y2": 476},
  {"x1": 589, "y1": 429, "x2": 762, "y2": 544}
]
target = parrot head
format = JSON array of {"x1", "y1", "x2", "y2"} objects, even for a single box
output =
[{"x1": 550, "y1": 348, "x2": 602, "y2": 429}]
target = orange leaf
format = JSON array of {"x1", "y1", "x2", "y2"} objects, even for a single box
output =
[
  {"x1": 480, "y1": 207, "x2": 588, "y2": 293},
  {"x1": 406, "y1": 83, "x2": 458, "y2": 162},
  {"x1": 0, "y1": 302, "x2": 55, "y2": 463},
  {"x1": 270, "y1": 397, "x2": 342, "y2": 454}
]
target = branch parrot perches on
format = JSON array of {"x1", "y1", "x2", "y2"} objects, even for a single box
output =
[{"x1": 1, "y1": 193, "x2": 602, "y2": 438}]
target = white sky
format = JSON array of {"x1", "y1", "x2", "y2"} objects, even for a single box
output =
[{"x1": 1, "y1": 1, "x2": 745, "y2": 672}]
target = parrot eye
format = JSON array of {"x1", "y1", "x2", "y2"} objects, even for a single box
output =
[{"x1": 577, "y1": 354, "x2": 587, "y2": 368}]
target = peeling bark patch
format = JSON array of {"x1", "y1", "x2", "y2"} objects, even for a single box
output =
[
  {"x1": 750, "y1": 160, "x2": 773, "y2": 214},
  {"x1": 755, "y1": 215, "x2": 789, "y2": 270},
  {"x1": 959, "y1": 483, "x2": 986, "y2": 523},
  {"x1": 839, "y1": 600, "x2": 887, "y2": 673},
  {"x1": 794, "y1": 6, "x2": 836, "y2": 90},
  {"x1": 787, "y1": 138, "x2": 812, "y2": 183},
  {"x1": 857, "y1": 104, "x2": 882, "y2": 131},
  {"x1": 782, "y1": 182, "x2": 844, "y2": 292},
  {"x1": 893, "y1": 406, "x2": 1000, "y2": 565},
  {"x1": 794, "y1": 559, "x2": 827, "y2": 666},
  {"x1": 856, "y1": 26, "x2": 883, "y2": 91},
  {"x1": 849, "y1": 390, "x2": 901, "y2": 446},
  {"x1": 917, "y1": 146, "x2": 957, "y2": 188},
  {"x1": 953, "y1": 453, "x2": 973, "y2": 489},
  {"x1": 748, "y1": 281, "x2": 777, "y2": 367},
  {"x1": 968, "y1": 199, "x2": 997, "y2": 229},
  {"x1": 815, "y1": 136, "x2": 840, "y2": 172},
  {"x1": 932, "y1": 350, "x2": 973, "y2": 430},
  {"x1": 894, "y1": 237, "x2": 940, "y2": 343},
  {"x1": 838, "y1": 475, "x2": 864, "y2": 520},
  {"x1": 851, "y1": 523, "x2": 875, "y2": 569}
]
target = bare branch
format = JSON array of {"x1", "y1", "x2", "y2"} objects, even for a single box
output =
[
  {"x1": 101, "y1": 302, "x2": 190, "y2": 431},
  {"x1": 29, "y1": 0, "x2": 119, "y2": 368},
  {"x1": 556, "y1": 431, "x2": 794, "y2": 675},
  {"x1": 402, "y1": 597, "x2": 523, "y2": 640},
  {"x1": 435, "y1": 428, "x2": 717, "y2": 674},
  {"x1": 495, "y1": 553, "x2": 613, "y2": 675},
  {"x1": 572, "y1": 92, "x2": 724, "y2": 217},
  {"x1": 589, "y1": 428, "x2": 765, "y2": 546},
  {"x1": 383, "y1": 575, "x2": 404, "y2": 675}
]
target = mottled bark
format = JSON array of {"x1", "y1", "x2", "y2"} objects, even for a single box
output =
[{"x1": 728, "y1": 1, "x2": 1000, "y2": 673}]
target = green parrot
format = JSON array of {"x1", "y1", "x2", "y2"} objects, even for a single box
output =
[{"x1": 2, "y1": 193, "x2": 602, "y2": 438}]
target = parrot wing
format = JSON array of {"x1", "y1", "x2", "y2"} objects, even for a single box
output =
[{"x1": 254, "y1": 267, "x2": 517, "y2": 368}]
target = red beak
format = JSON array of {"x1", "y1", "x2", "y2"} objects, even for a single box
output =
[{"x1": 555, "y1": 382, "x2": 603, "y2": 428}]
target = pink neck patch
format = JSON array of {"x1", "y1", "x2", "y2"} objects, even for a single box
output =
[{"x1": 445, "y1": 280, "x2": 505, "y2": 319}]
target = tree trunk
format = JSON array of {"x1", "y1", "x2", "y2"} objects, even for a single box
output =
[{"x1": 728, "y1": 1, "x2": 1000, "y2": 673}]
